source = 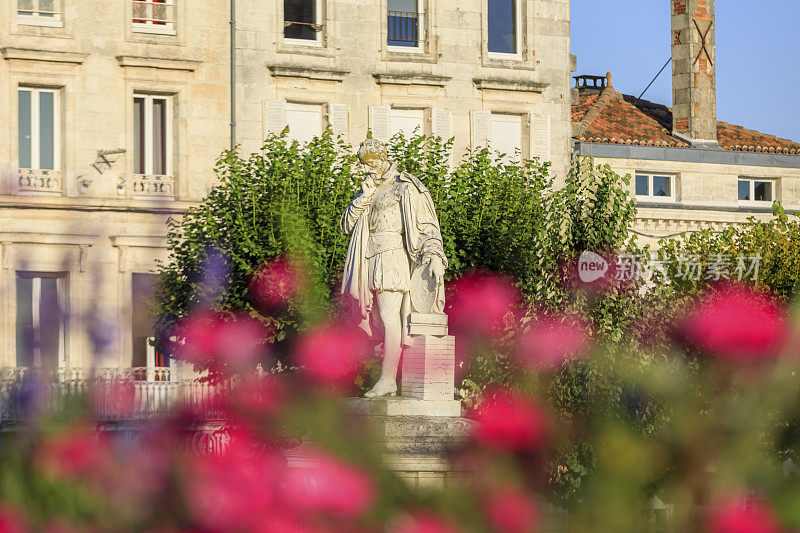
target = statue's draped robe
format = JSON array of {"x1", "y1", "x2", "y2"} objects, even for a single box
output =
[{"x1": 340, "y1": 164, "x2": 447, "y2": 346}]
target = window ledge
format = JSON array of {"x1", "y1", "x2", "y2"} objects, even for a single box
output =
[
  {"x1": 473, "y1": 77, "x2": 547, "y2": 93},
  {"x1": 17, "y1": 17, "x2": 63, "y2": 28},
  {"x1": 132, "y1": 24, "x2": 176, "y2": 36},
  {"x1": 116, "y1": 55, "x2": 201, "y2": 71},
  {"x1": 268, "y1": 65, "x2": 349, "y2": 82},
  {"x1": 277, "y1": 43, "x2": 334, "y2": 58},
  {"x1": 374, "y1": 72, "x2": 451, "y2": 87},
  {"x1": 1, "y1": 47, "x2": 87, "y2": 64}
]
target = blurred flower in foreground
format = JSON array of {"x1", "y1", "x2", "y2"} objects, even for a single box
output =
[
  {"x1": 295, "y1": 324, "x2": 369, "y2": 388},
  {"x1": 471, "y1": 389, "x2": 549, "y2": 453},
  {"x1": 250, "y1": 256, "x2": 306, "y2": 309},
  {"x1": 678, "y1": 284, "x2": 789, "y2": 362},
  {"x1": 389, "y1": 512, "x2": 461, "y2": 533},
  {"x1": 228, "y1": 373, "x2": 285, "y2": 419},
  {"x1": 0, "y1": 505, "x2": 27, "y2": 533},
  {"x1": 448, "y1": 272, "x2": 519, "y2": 338},
  {"x1": 283, "y1": 448, "x2": 375, "y2": 518},
  {"x1": 483, "y1": 486, "x2": 540, "y2": 533},
  {"x1": 93, "y1": 379, "x2": 136, "y2": 419},
  {"x1": 175, "y1": 310, "x2": 269, "y2": 371},
  {"x1": 708, "y1": 497, "x2": 780, "y2": 533},
  {"x1": 516, "y1": 315, "x2": 589, "y2": 371},
  {"x1": 36, "y1": 429, "x2": 110, "y2": 480}
]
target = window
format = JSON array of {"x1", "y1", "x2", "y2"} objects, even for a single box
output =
[
  {"x1": 134, "y1": 94, "x2": 172, "y2": 177},
  {"x1": 390, "y1": 108, "x2": 424, "y2": 138},
  {"x1": 285, "y1": 103, "x2": 323, "y2": 144},
  {"x1": 132, "y1": 0, "x2": 175, "y2": 34},
  {"x1": 16, "y1": 273, "x2": 66, "y2": 369},
  {"x1": 635, "y1": 173, "x2": 674, "y2": 201},
  {"x1": 490, "y1": 113, "x2": 523, "y2": 161},
  {"x1": 388, "y1": 0, "x2": 423, "y2": 49},
  {"x1": 488, "y1": 0, "x2": 520, "y2": 56},
  {"x1": 132, "y1": 273, "x2": 169, "y2": 380},
  {"x1": 284, "y1": 0, "x2": 321, "y2": 44},
  {"x1": 17, "y1": 0, "x2": 62, "y2": 25},
  {"x1": 18, "y1": 88, "x2": 59, "y2": 172},
  {"x1": 738, "y1": 178, "x2": 774, "y2": 204}
]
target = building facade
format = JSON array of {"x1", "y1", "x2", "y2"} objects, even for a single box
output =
[{"x1": 0, "y1": 0, "x2": 573, "y2": 382}]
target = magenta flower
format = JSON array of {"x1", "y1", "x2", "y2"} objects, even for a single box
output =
[
  {"x1": 176, "y1": 310, "x2": 269, "y2": 370},
  {"x1": 471, "y1": 389, "x2": 549, "y2": 453},
  {"x1": 250, "y1": 256, "x2": 306, "y2": 308},
  {"x1": 709, "y1": 497, "x2": 780, "y2": 533},
  {"x1": 679, "y1": 284, "x2": 789, "y2": 362},
  {"x1": 448, "y1": 272, "x2": 519, "y2": 338},
  {"x1": 516, "y1": 315, "x2": 589, "y2": 370},
  {"x1": 36, "y1": 429, "x2": 110, "y2": 480},
  {"x1": 283, "y1": 448, "x2": 375, "y2": 518},
  {"x1": 0, "y1": 505, "x2": 27, "y2": 533},
  {"x1": 295, "y1": 324, "x2": 369, "y2": 388},
  {"x1": 389, "y1": 512, "x2": 461, "y2": 533},
  {"x1": 484, "y1": 486, "x2": 540, "y2": 533}
]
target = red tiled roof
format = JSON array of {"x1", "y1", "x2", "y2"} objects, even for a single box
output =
[{"x1": 573, "y1": 86, "x2": 800, "y2": 155}]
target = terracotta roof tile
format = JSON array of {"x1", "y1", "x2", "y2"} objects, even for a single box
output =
[{"x1": 572, "y1": 87, "x2": 800, "y2": 155}]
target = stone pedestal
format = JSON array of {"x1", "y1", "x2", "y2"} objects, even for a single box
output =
[{"x1": 401, "y1": 334, "x2": 456, "y2": 402}]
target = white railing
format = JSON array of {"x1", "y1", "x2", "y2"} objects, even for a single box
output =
[
  {"x1": 18, "y1": 168, "x2": 63, "y2": 193},
  {"x1": 0, "y1": 367, "x2": 226, "y2": 423},
  {"x1": 130, "y1": 174, "x2": 175, "y2": 198}
]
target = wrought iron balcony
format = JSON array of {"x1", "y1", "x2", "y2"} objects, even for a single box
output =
[{"x1": 388, "y1": 11, "x2": 420, "y2": 47}]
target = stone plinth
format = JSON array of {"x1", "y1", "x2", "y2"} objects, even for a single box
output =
[
  {"x1": 401, "y1": 333, "x2": 455, "y2": 402},
  {"x1": 346, "y1": 397, "x2": 461, "y2": 417}
]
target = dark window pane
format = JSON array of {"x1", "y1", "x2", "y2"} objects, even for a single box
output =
[
  {"x1": 16, "y1": 276, "x2": 34, "y2": 367},
  {"x1": 18, "y1": 0, "x2": 34, "y2": 16},
  {"x1": 18, "y1": 90, "x2": 32, "y2": 169},
  {"x1": 488, "y1": 0, "x2": 516, "y2": 54},
  {"x1": 38, "y1": 277, "x2": 61, "y2": 370},
  {"x1": 635, "y1": 175, "x2": 649, "y2": 196},
  {"x1": 738, "y1": 180, "x2": 750, "y2": 201},
  {"x1": 39, "y1": 91, "x2": 55, "y2": 170},
  {"x1": 284, "y1": 0, "x2": 316, "y2": 40},
  {"x1": 134, "y1": 97, "x2": 145, "y2": 174},
  {"x1": 40, "y1": 0, "x2": 56, "y2": 16},
  {"x1": 132, "y1": 273, "x2": 157, "y2": 368},
  {"x1": 653, "y1": 176, "x2": 670, "y2": 197},
  {"x1": 388, "y1": 0, "x2": 418, "y2": 46},
  {"x1": 152, "y1": 98, "x2": 167, "y2": 175},
  {"x1": 754, "y1": 181, "x2": 772, "y2": 202}
]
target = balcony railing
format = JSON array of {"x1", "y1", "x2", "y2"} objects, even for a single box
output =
[
  {"x1": 0, "y1": 367, "x2": 226, "y2": 423},
  {"x1": 130, "y1": 174, "x2": 175, "y2": 198},
  {"x1": 18, "y1": 168, "x2": 63, "y2": 194},
  {"x1": 388, "y1": 10, "x2": 420, "y2": 47}
]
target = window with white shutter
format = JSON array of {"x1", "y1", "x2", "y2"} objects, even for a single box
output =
[
  {"x1": 490, "y1": 113, "x2": 522, "y2": 161},
  {"x1": 369, "y1": 105, "x2": 392, "y2": 142},
  {"x1": 264, "y1": 100, "x2": 287, "y2": 137},
  {"x1": 285, "y1": 103, "x2": 323, "y2": 144},
  {"x1": 327, "y1": 103, "x2": 349, "y2": 141},
  {"x1": 430, "y1": 108, "x2": 452, "y2": 140},
  {"x1": 471, "y1": 110, "x2": 491, "y2": 149},
  {"x1": 389, "y1": 108, "x2": 424, "y2": 139},
  {"x1": 529, "y1": 113, "x2": 551, "y2": 162}
]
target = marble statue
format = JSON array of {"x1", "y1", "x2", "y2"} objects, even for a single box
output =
[{"x1": 341, "y1": 139, "x2": 448, "y2": 398}]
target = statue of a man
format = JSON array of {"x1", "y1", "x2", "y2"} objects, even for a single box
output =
[{"x1": 341, "y1": 139, "x2": 447, "y2": 398}]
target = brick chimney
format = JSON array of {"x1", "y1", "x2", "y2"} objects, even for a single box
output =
[{"x1": 671, "y1": 0, "x2": 717, "y2": 144}]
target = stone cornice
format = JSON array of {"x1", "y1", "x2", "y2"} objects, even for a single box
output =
[
  {"x1": 373, "y1": 73, "x2": 452, "y2": 87},
  {"x1": 116, "y1": 55, "x2": 201, "y2": 71},
  {"x1": 0, "y1": 232, "x2": 96, "y2": 246},
  {"x1": 268, "y1": 65, "x2": 349, "y2": 82},
  {"x1": 110, "y1": 236, "x2": 167, "y2": 249},
  {"x1": 473, "y1": 77, "x2": 547, "y2": 93},
  {"x1": 1, "y1": 47, "x2": 87, "y2": 64}
]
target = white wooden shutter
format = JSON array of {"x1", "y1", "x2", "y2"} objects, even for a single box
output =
[
  {"x1": 369, "y1": 105, "x2": 392, "y2": 142},
  {"x1": 263, "y1": 99, "x2": 287, "y2": 137},
  {"x1": 530, "y1": 112, "x2": 551, "y2": 161},
  {"x1": 490, "y1": 114, "x2": 522, "y2": 161},
  {"x1": 327, "y1": 103, "x2": 350, "y2": 141},
  {"x1": 470, "y1": 110, "x2": 491, "y2": 149},
  {"x1": 430, "y1": 107, "x2": 452, "y2": 140},
  {"x1": 389, "y1": 108, "x2": 424, "y2": 138},
  {"x1": 285, "y1": 103, "x2": 323, "y2": 144}
]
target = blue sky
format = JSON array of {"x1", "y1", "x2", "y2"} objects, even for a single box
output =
[{"x1": 571, "y1": 0, "x2": 800, "y2": 142}]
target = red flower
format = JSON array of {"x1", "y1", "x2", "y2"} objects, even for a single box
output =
[
  {"x1": 484, "y1": 487, "x2": 540, "y2": 533},
  {"x1": 36, "y1": 429, "x2": 110, "y2": 479},
  {"x1": 679, "y1": 284, "x2": 789, "y2": 362},
  {"x1": 471, "y1": 389, "x2": 549, "y2": 452},
  {"x1": 250, "y1": 256, "x2": 306, "y2": 308},
  {"x1": 283, "y1": 448, "x2": 375, "y2": 518},
  {"x1": 448, "y1": 273, "x2": 519, "y2": 338},
  {"x1": 709, "y1": 497, "x2": 780, "y2": 533},
  {"x1": 176, "y1": 310, "x2": 269, "y2": 370},
  {"x1": 516, "y1": 316, "x2": 589, "y2": 370},
  {"x1": 295, "y1": 324, "x2": 369, "y2": 388},
  {"x1": 389, "y1": 512, "x2": 461, "y2": 533},
  {"x1": 0, "y1": 505, "x2": 27, "y2": 533}
]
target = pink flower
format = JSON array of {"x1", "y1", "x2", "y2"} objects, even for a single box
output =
[
  {"x1": 709, "y1": 497, "x2": 780, "y2": 533},
  {"x1": 283, "y1": 449, "x2": 375, "y2": 518},
  {"x1": 175, "y1": 310, "x2": 269, "y2": 370},
  {"x1": 471, "y1": 389, "x2": 549, "y2": 453},
  {"x1": 679, "y1": 284, "x2": 789, "y2": 362},
  {"x1": 250, "y1": 256, "x2": 306, "y2": 308},
  {"x1": 484, "y1": 487, "x2": 540, "y2": 533},
  {"x1": 295, "y1": 324, "x2": 369, "y2": 388},
  {"x1": 229, "y1": 374, "x2": 285, "y2": 418},
  {"x1": 93, "y1": 379, "x2": 137, "y2": 419},
  {"x1": 36, "y1": 429, "x2": 110, "y2": 480},
  {"x1": 516, "y1": 316, "x2": 589, "y2": 370},
  {"x1": 448, "y1": 273, "x2": 519, "y2": 338},
  {"x1": 389, "y1": 512, "x2": 461, "y2": 533},
  {"x1": 0, "y1": 505, "x2": 27, "y2": 533}
]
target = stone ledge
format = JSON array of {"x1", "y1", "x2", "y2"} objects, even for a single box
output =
[
  {"x1": 1, "y1": 47, "x2": 87, "y2": 64},
  {"x1": 268, "y1": 65, "x2": 350, "y2": 82},
  {"x1": 345, "y1": 397, "x2": 462, "y2": 417},
  {"x1": 373, "y1": 73, "x2": 452, "y2": 87},
  {"x1": 110, "y1": 236, "x2": 168, "y2": 249},
  {"x1": 473, "y1": 77, "x2": 548, "y2": 93},
  {"x1": 116, "y1": 55, "x2": 201, "y2": 71}
]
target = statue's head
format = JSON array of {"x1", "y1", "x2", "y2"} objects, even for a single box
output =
[{"x1": 357, "y1": 139, "x2": 390, "y2": 176}]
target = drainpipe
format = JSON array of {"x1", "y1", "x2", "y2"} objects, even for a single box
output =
[{"x1": 230, "y1": 0, "x2": 236, "y2": 151}]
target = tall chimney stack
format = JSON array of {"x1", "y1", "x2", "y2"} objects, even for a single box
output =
[{"x1": 671, "y1": 0, "x2": 717, "y2": 144}]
